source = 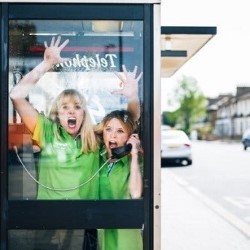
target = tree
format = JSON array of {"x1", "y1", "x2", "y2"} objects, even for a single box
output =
[
  {"x1": 174, "y1": 75, "x2": 207, "y2": 134},
  {"x1": 162, "y1": 110, "x2": 179, "y2": 128}
]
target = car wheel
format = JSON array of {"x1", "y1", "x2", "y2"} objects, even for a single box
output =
[{"x1": 244, "y1": 145, "x2": 247, "y2": 150}]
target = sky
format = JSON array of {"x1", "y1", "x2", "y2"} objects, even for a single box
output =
[{"x1": 161, "y1": 0, "x2": 250, "y2": 111}]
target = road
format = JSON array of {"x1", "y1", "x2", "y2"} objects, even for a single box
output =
[{"x1": 161, "y1": 140, "x2": 250, "y2": 250}]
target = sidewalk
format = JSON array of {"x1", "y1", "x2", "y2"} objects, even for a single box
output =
[{"x1": 161, "y1": 169, "x2": 250, "y2": 250}]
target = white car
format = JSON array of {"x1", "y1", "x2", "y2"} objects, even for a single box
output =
[{"x1": 161, "y1": 129, "x2": 192, "y2": 166}]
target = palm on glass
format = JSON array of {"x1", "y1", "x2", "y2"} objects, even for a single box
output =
[
  {"x1": 113, "y1": 65, "x2": 143, "y2": 99},
  {"x1": 43, "y1": 36, "x2": 70, "y2": 66}
]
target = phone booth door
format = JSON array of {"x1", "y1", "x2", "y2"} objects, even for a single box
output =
[{"x1": 0, "y1": 2, "x2": 161, "y2": 250}]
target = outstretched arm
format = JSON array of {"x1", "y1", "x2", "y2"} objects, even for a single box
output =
[
  {"x1": 9, "y1": 36, "x2": 69, "y2": 133},
  {"x1": 113, "y1": 65, "x2": 143, "y2": 122}
]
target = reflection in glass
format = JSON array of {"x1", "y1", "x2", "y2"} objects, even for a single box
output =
[
  {"x1": 8, "y1": 20, "x2": 143, "y2": 200},
  {"x1": 9, "y1": 228, "x2": 143, "y2": 250},
  {"x1": 9, "y1": 229, "x2": 86, "y2": 250}
]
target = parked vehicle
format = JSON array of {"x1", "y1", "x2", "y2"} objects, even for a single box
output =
[
  {"x1": 161, "y1": 129, "x2": 192, "y2": 166},
  {"x1": 242, "y1": 129, "x2": 250, "y2": 150}
]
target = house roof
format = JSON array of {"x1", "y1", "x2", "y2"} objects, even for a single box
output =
[{"x1": 236, "y1": 86, "x2": 250, "y2": 97}]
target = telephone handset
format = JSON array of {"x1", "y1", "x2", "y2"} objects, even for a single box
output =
[{"x1": 111, "y1": 143, "x2": 132, "y2": 160}]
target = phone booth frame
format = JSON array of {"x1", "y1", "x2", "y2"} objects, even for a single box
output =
[{"x1": 0, "y1": 1, "x2": 161, "y2": 250}]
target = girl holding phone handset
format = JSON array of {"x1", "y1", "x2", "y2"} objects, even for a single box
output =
[{"x1": 95, "y1": 110, "x2": 143, "y2": 250}]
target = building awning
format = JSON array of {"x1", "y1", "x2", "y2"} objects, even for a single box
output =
[{"x1": 161, "y1": 26, "x2": 217, "y2": 78}]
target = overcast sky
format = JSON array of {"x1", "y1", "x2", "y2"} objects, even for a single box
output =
[{"x1": 161, "y1": 0, "x2": 250, "y2": 110}]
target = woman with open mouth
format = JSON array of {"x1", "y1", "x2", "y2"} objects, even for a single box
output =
[{"x1": 95, "y1": 110, "x2": 143, "y2": 250}]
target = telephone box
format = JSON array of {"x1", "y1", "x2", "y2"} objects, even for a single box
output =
[{"x1": 0, "y1": 1, "x2": 161, "y2": 249}]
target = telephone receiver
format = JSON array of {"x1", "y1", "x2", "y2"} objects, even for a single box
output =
[{"x1": 111, "y1": 143, "x2": 132, "y2": 160}]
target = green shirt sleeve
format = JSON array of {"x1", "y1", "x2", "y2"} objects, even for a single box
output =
[{"x1": 32, "y1": 113, "x2": 45, "y2": 147}]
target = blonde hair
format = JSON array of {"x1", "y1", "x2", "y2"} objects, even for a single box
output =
[{"x1": 49, "y1": 89, "x2": 98, "y2": 153}]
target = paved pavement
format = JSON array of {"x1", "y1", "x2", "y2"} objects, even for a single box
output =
[{"x1": 161, "y1": 169, "x2": 250, "y2": 250}]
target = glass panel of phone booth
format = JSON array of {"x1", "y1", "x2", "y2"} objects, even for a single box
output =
[
  {"x1": 8, "y1": 20, "x2": 143, "y2": 200},
  {"x1": 5, "y1": 3, "x2": 149, "y2": 247},
  {"x1": 9, "y1": 228, "x2": 141, "y2": 250}
]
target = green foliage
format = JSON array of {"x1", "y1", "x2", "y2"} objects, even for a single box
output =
[
  {"x1": 162, "y1": 110, "x2": 179, "y2": 127},
  {"x1": 173, "y1": 75, "x2": 207, "y2": 134}
]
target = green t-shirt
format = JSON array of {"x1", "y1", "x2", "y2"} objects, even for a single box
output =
[
  {"x1": 98, "y1": 148, "x2": 143, "y2": 250},
  {"x1": 32, "y1": 113, "x2": 99, "y2": 200},
  {"x1": 99, "y1": 149, "x2": 131, "y2": 199}
]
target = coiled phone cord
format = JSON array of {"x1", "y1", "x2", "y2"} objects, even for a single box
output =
[{"x1": 13, "y1": 146, "x2": 111, "y2": 192}]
